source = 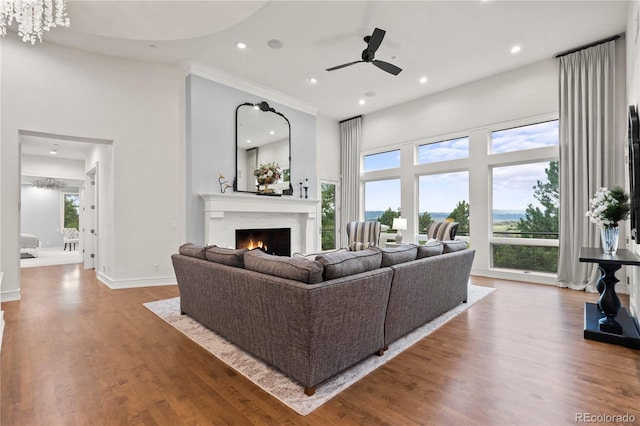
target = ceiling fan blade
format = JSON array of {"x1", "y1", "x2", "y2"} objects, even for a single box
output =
[
  {"x1": 367, "y1": 27, "x2": 386, "y2": 53},
  {"x1": 326, "y1": 60, "x2": 364, "y2": 71},
  {"x1": 372, "y1": 60, "x2": 402, "y2": 76}
]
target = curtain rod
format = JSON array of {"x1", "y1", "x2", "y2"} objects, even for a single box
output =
[
  {"x1": 555, "y1": 34, "x2": 622, "y2": 58},
  {"x1": 340, "y1": 115, "x2": 362, "y2": 124}
]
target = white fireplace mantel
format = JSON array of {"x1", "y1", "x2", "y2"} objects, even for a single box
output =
[{"x1": 199, "y1": 193, "x2": 320, "y2": 254}]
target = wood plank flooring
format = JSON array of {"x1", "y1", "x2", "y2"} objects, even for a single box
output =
[{"x1": 2, "y1": 264, "x2": 639, "y2": 425}]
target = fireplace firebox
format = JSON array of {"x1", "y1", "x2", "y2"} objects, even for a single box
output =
[{"x1": 236, "y1": 228, "x2": 291, "y2": 257}]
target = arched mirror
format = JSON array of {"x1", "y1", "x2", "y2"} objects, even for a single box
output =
[{"x1": 235, "y1": 101, "x2": 291, "y2": 194}]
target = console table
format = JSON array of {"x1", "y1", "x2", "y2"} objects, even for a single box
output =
[{"x1": 578, "y1": 247, "x2": 640, "y2": 349}]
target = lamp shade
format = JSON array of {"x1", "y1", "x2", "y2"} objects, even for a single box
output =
[{"x1": 392, "y1": 218, "x2": 407, "y2": 230}]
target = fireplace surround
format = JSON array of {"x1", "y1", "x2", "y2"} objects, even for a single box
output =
[{"x1": 200, "y1": 193, "x2": 319, "y2": 254}]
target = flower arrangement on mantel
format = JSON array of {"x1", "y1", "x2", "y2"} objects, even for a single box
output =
[
  {"x1": 585, "y1": 186, "x2": 630, "y2": 228},
  {"x1": 254, "y1": 162, "x2": 281, "y2": 193},
  {"x1": 585, "y1": 186, "x2": 630, "y2": 255}
]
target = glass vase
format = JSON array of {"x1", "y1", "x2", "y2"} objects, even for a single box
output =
[{"x1": 600, "y1": 225, "x2": 620, "y2": 255}]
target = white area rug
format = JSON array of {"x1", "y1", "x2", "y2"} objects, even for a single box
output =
[
  {"x1": 20, "y1": 247, "x2": 82, "y2": 268},
  {"x1": 144, "y1": 284, "x2": 495, "y2": 416}
]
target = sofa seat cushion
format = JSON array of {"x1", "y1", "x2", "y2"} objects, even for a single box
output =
[
  {"x1": 442, "y1": 240, "x2": 468, "y2": 253},
  {"x1": 179, "y1": 243, "x2": 209, "y2": 260},
  {"x1": 316, "y1": 247, "x2": 383, "y2": 280},
  {"x1": 416, "y1": 241, "x2": 444, "y2": 259},
  {"x1": 206, "y1": 246, "x2": 248, "y2": 268},
  {"x1": 380, "y1": 244, "x2": 418, "y2": 267},
  {"x1": 244, "y1": 249, "x2": 324, "y2": 284}
]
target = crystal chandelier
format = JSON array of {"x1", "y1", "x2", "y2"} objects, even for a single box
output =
[
  {"x1": 0, "y1": 0, "x2": 70, "y2": 44},
  {"x1": 33, "y1": 177, "x2": 67, "y2": 190}
]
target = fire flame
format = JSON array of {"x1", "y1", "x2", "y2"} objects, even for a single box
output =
[{"x1": 247, "y1": 239, "x2": 267, "y2": 251}]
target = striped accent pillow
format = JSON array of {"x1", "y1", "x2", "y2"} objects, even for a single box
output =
[{"x1": 426, "y1": 222, "x2": 459, "y2": 241}]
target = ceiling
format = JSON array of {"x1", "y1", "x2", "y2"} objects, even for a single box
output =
[{"x1": 8, "y1": 0, "x2": 629, "y2": 162}]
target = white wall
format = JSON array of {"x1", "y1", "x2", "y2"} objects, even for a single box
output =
[
  {"x1": 21, "y1": 154, "x2": 84, "y2": 180},
  {"x1": 363, "y1": 59, "x2": 558, "y2": 150},
  {"x1": 1, "y1": 35, "x2": 181, "y2": 299},
  {"x1": 316, "y1": 115, "x2": 341, "y2": 180}
]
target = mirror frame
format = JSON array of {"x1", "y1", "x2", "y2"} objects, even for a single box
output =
[{"x1": 234, "y1": 101, "x2": 292, "y2": 195}]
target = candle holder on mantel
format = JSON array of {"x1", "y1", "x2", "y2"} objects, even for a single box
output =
[
  {"x1": 303, "y1": 179, "x2": 309, "y2": 199},
  {"x1": 299, "y1": 181, "x2": 303, "y2": 198}
]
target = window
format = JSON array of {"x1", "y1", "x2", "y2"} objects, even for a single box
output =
[
  {"x1": 320, "y1": 182, "x2": 337, "y2": 250},
  {"x1": 417, "y1": 137, "x2": 469, "y2": 164},
  {"x1": 491, "y1": 160, "x2": 558, "y2": 272},
  {"x1": 62, "y1": 193, "x2": 80, "y2": 230},
  {"x1": 363, "y1": 150, "x2": 400, "y2": 172},
  {"x1": 492, "y1": 161, "x2": 558, "y2": 239},
  {"x1": 491, "y1": 120, "x2": 559, "y2": 154},
  {"x1": 364, "y1": 179, "x2": 401, "y2": 226},
  {"x1": 418, "y1": 172, "x2": 469, "y2": 235}
]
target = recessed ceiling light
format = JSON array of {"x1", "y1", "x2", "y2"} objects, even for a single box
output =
[
  {"x1": 267, "y1": 39, "x2": 283, "y2": 49},
  {"x1": 359, "y1": 99, "x2": 366, "y2": 106},
  {"x1": 247, "y1": 139, "x2": 252, "y2": 144},
  {"x1": 419, "y1": 76, "x2": 428, "y2": 84},
  {"x1": 511, "y1": 45, "x2": 521, "y2": 54},
  {"x1": 308, "y1": 77, "x2": 318, "y2": 85},
  {"x1": 269, "y1": 130, "x2": 275, "y2": 135},
  {"x1": 49, "y1": 144, "x2": 58, "y2": 155},
  {"x1": 236, "y1": 42, "x2": 247, "y2": 49}
]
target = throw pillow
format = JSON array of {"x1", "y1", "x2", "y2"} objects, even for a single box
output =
[
  {"x1": 178, "y1": 243, "x2": 209, "y2": 260},
  {"x1": 416, "y1": 241, "x2": 444, "y2": 259},
  {"x1": 316, "y1": 247, "x2": 382, "y2": 280},
  {"x1": 244, "y1": 249, "x2": 324, "y2": 284},
  {"x1": 380, "y1": 244, "x2": 418, "y2": 267},
  {"x1": 205, "y1": 246, "x2": 248, "y2": 268},
  {"x1": 442, "y1": 240, "x2": 468, "y2": 253}
]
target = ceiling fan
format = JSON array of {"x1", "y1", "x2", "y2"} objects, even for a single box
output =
[{"x1": 326, "y1": 27, "x2": 402, "y2": 76}]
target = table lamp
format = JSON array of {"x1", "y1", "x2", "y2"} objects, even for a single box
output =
[{"x1": 392, "y1": 217, "x2": 408, "y2": 243}]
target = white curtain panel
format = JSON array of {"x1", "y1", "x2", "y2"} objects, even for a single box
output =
[
  {"x1": 557, "y1": 41, "x2": 616, "y2": 291},
  {"x1": 339, "y1": 116, "x2": 362, "y2": 248}
]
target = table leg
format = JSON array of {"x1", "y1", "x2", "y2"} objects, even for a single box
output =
[{"x1": 596, "y1": 262, "x2": 623, "y2": 334}]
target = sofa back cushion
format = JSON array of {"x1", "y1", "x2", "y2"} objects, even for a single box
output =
[
  {"x1": 416, "y1": 241, "x2": 444, "y2": 259},
  {"x1": 179, "y1": 243, "x2": 209, "y2": 260},
  {"x1": 206, "y1": 246, "x2": 248, "y2": 268},
  {"x1": 316, "y1": 248, "x2": 383, "y2": 280},
  {"x1": 244, "y1": 249, "x2": 324, "y2": 284},
  {"x1": 380, "y1": 244, "x2": 418, "y2": 267},
  {"x1": 442, "y1": 240, "x2": 468, "y2": 253}
]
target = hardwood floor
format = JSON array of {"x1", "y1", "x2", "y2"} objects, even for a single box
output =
[{"x1": 2, "y1": 265, "x2": 639, "y2": 425}]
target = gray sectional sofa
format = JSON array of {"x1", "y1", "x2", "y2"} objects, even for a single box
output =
[{"x1": 171, "y1": 241, "x2": 475, "y2": 396}]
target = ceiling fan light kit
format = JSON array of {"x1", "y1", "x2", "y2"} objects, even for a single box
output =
[{"x1": 326, "y1": 27, "x2": 402, "y2": 76}]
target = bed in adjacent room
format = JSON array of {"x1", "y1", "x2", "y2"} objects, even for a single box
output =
[{"x1": 20, "y1": 233, "x2": 40, "y2": 258}]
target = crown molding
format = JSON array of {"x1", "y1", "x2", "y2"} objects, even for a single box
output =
[{"x1": 179, "y1": 60, "x2": 318, "y2": 117}]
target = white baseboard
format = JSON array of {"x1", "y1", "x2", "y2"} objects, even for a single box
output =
[
  {"x1": 0, "y1": 290, "x2": 21, "y2": 302},
  {"x1": 96, "y1": 272, "x2": 177, "y2": 290},
  {"x1": 471, "y1": 268, "x2": 630, "y2": 295},
  {"x1": 472, "y1": 268, "x2": 558, "y2": 286}
]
